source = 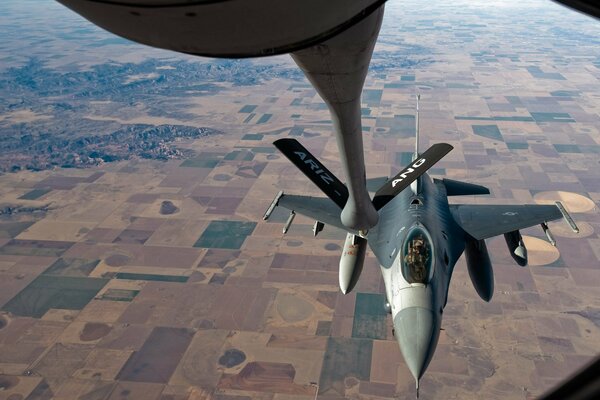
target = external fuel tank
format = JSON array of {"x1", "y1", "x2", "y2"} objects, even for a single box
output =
[
  {"x1": 339, "y1": 233, "x2": 367, "y2": 294},
  {"x1": 464, "y1": 238, "x2": 494, "y2": 302}
]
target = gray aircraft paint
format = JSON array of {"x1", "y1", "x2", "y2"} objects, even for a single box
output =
[{"x1": 368, "y1": 173, "x2": 465, "y2": 381}]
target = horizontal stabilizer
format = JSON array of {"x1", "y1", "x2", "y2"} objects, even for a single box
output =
[
  {"x1": 277, "y1": 194, "x2": 355, "y2": 233},
  {"x1": 372, "y1": 143, "x2": 453, "y2": 210},
  {"x1": 274, "y1": 138, "x2": 348, "y2": 208},
  {"x1": 435, "y1": 178, "x2": 490, "y2": 196}
]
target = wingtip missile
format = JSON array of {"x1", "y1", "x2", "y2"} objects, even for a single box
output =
[
  {"x1": 263, "y1": 191, "x2": 284, "y2": 220},
  {"x1": 555, "y1": 201, "x2": 579, "y2": 233},
  {"x1": 283, "y1": 211, "x2": 296, "y2": 234}
]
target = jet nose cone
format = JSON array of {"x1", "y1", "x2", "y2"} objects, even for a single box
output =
[{"x1": 394, "y1": 307, "x2": 440, "y2": 381}]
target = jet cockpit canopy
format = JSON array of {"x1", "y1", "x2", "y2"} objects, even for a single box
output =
[{"x1": 401, "y1": 226, "x2": 434, "y2": 284}]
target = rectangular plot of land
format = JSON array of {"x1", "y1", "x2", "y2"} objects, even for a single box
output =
[
  {"x1": 455, "y1": 115, "x2": 534, "y2": 122},
  {"x1": 17, "y1": 220, "x2": 97, "y2": 242},
  {"x1": 527, "y1": 66, "x2": 565, "y2": 80},
  {"x1": 115, "y1": 273, "x2": 189, "y2": 283},
  {"x1": 395, "y1": 152, "x2": 413, "y2": 166},
  {"x1": 507, "y1": 142, "x2": 529, "y2": 150},
  {"x1": 249, "y1": 147, "x2": 276, "y2": 154},
  {"x1": 472, "y1": 125, "x2": 503, "y2": 141},
  {"x1": 194, "y1": 220, "x2": 257, "y2": 250},
  {"x1": 316, "y1": 321, "x2": 332, "y2": 336},
  {"x1": 318, "y1": 337, "x2": 373, "y2": 396},
  {"x1": 0, "y1": 221, "x2": 35, "y2": 239},
  {"x1": 376, "y1": 115, "x2": 415, "y2": 137},
  {"x1": 197, "y1": 249, "x2": 240, "y2": 269},
  {"x1": 205, "y1": 197, "x2": 244, "y2": 215},
  {"x1": 224, "y1": 150, "x2": 255, "y2": 161},
  {"x1": 270, "y1": 253, "x2": 338, "y2": 272},
  {"x1": 447, "y1": 82, "x2": 478, "y2": 88},
  {"x1": 180, "y1": 157, "x2": 220, "y2": 168},
  {"x1": 117, "y1": 327, "x2": 194, "y2": 383},
  {"x1": 43, "y1": 258, "x2": 100, "y2": 277},
  {"x1": 242, "y1": 133, "x2": 263, "y2": 141},
  {"x1": 112, "y1": 229, "x2": 154, "y2": 245},
  {"x1": 551, "y1": 90, "x2": 580, "y2": 97},
  {"x1": 554, "y1": 144, "x2": 581, "y2": 153},
  {"x1": 289, "y1": 126, "x2": 304, "y2": 136},
  {"x1": 33, "y1": 342, "x2": 94, "y2": 380},
  {"x1": 352, "y1": 293, "x2": 387, "y2": 340},
  {"x1": 0, "y1": 239, "x2": 74, "y2": 257},
  {"x1": 256, "y1": 114, "x2": 272, "y2": 124},
  {"x1": 238, "y1": 105, "x2": 257, "y2": 113},
  {"x1": 19, "y1": 187, "x2": 51, "y2": 200},
  {"x1": 35, "y1": 172, "x2": 104, "y2": 190},
  {"x1": 2, "y1": 275, "x2": 108, "y2": 318},
  {"x1": 100, "y1": 289, "x2": 140, "y2": 302},
  {"x1": 530, "y1": 112, "x2": 575, "y2": 123},
  {"x1": 363, "y1": 89, "x2": 383, "y2": 104},
  {"x1": 384, "y1": 82, "x2": 412, "y2": 88}
]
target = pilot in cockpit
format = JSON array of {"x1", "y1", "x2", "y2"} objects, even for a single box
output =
[{"x1": 404, "y1": 234, "x2": 429, "y2": 282}]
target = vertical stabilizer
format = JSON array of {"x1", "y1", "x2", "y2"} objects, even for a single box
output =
[
  {"x1": 411, "y1": 93, "x2": 421, "y2": 194},
  {"x1": 414, "y1": 93, "x2": 421, "y2": 160}
]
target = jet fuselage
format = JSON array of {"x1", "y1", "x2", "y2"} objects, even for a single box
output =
[{"x1": 368, "y1": 173, "x2": 466, "y2": 381}]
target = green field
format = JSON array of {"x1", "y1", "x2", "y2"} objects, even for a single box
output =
[
  {"x1": 99, "y1": 288, "x2": 140, "y2": 302},
  {"x1": 115, "y1": 272, "x2": 189, "y2": 283},
  {"x1": 472, "y1": 124, "x2": 503, "y2": 141},
  {"x1": 352, "y1": 292, "x2": 388, "y2": 340},
  {"x1": 0, "y1": 221, "x2": 35, "y2": 239},
  {"x1": 43, "y1": 258, "x2": 100, "y2": 277},
  {"x1": 19, "y1": 188, "x2": 52, "y2": 200},
  {"x1": 2, "y1": 275, "x2": 108, "y2": 318},
  {"x1": 318, "y1": 337, "x2": 373, "y2": 395},
  {"x1": 194, "y1": 220, "x2": 257, "y2": 250}
]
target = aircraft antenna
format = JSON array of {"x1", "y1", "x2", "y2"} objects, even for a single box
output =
[{"x1": 414, "y1": 93, "x2": 420, "y2": 160}]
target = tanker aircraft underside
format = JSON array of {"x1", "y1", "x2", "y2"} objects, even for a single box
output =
[{"x1": 263, "y1": 101, "x2": 579, "y2": 394}]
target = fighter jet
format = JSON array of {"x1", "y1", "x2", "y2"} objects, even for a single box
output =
[{"x1": 263, "y1": 95, "x2": 580, "y2": 396}]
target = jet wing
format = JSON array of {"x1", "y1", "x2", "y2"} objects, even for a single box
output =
[
  {"x1": 277, "y1": 194, "x2": 353, "y2": 233},
  {"x1": 449, "y1": 204, "x2": 563, "y2": 240}
]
